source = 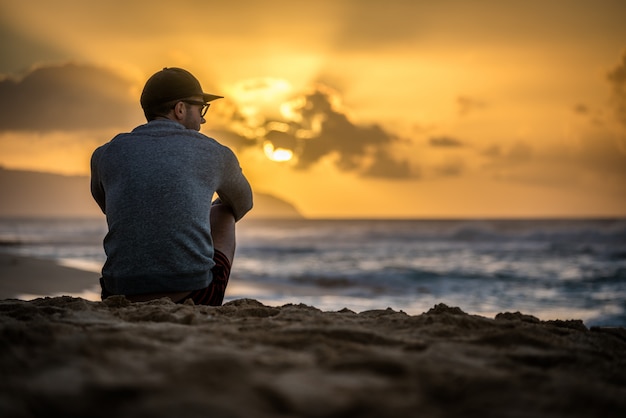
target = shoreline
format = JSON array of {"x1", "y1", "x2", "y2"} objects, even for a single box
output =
[
  {"x1": 0, "y1": 253, "x2": 278, "y2": 301},
  {"x1": 0, "y1": 252, "x2": 342, "y2": 304},
  {"x1": 0, "y1": 253, "x2": 101, "y2": 300},
  {"x1": 0, "y1": 253, "x2": 327, "y2": 305}
]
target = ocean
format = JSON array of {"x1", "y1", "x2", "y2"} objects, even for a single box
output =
[{"x1": 1, "y1": 217, "x2": 625, "y2": 327}]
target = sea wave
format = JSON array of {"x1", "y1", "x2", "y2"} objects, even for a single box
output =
[{"x1": 2, "y1": 217, "x2": 625, "y2": 326}]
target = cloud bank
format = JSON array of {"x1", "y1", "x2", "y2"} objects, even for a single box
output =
[
  {"x1": 295, "y1": 89, "x2": 414, "y2": 177},
  {"x1": 230, "y1": 85, "x2": 418, "y2": 179},
  {"x1": 0, "y1": 63, "x2": 142, "y2": 131},
  {"x1": 0, "y1": 64, "x2": 418, "y2": 179},
  {"x1": 4, "y1": 53, "x2": 624, "y2": 186}
]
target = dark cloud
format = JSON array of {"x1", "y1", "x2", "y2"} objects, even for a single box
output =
[
  {"x1": 482, "y1": 145, "x2": 502, "y2": 158},
  {"x1": 0, "y1": 63, "x2": 143, "y2": 131},
  {"x1": 573, "y1": 103, "x2": 589, "y2": 114},
  {"x1": 254, "y1": 87, "x2": 418, "y2": 179},
  {"x1": 362, "y1": 149, "x2": 416, "y2": 179},
  {"x1": 297, "y1": 90, "x2": 391, "y2": 169},
  {"x1": 0, "y1": 26, "x2": 68, "y2": 74},
  {"x1": 265, "y1": 130, "x2": 299, "y2": 151},
  {"x1": 482, "y1": 141, "x2": 533, "y2": 164},
  {"x1": 571, "y1": 103, "x2": 607, "y2": 127},
  {"x1": 457, "y1": 96, "x2": 487, "y2": 116},
  {"x1": 429, "y1": 136, "x2": 464, "y2": 147},
  {"x1": 434, "y1": 161, "x2": 464, "y2": 177},
  {"x1": 483, "y1": 132, "x2": 625, "y2": 189},
  {"x1": 607, "y1": 49, "x2": 626, "y2": 128}
]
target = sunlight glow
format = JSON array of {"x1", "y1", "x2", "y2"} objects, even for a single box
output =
[
  {"x1": 230, "y1": 78, "x2": 293, "y2": 121},
  {"x1": 266, "y1": 121, "x2": 290, "y2": 133},
  {"x1": 263, "y1": 141, "x2": 294, "y2": 162},
  {"x1": 280, "y1": 97, "x2": 304, "y2": 122}
]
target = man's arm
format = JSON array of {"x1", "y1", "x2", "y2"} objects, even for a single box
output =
[
  {"x1": 215, "y1": 149, "x2": 253, "y2": 222},
  {"x1": 90, "y1": 148, "x2": 106, "y2": 214}
]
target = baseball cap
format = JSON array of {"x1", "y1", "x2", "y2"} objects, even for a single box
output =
[{"x1": 140, "y1": 67, "x2": 223, "y2": 109}]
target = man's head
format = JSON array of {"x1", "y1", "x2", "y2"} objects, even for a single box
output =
[{"x1": 140, "y1": 67, "x2": 223, "y2": 130}]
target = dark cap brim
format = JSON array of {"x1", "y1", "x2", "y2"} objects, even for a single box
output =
[{"x1": 204, "y1": 93, "x2": 224, "y2": 103}]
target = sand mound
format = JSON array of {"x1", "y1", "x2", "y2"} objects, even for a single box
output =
[{"x1": 1, "y1": 296, "x2": 625, "y2": 417}]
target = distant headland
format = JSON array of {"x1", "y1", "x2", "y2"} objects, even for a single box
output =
[{"x1": 0, "y1": 167, "x2": 302, "y2": 219}]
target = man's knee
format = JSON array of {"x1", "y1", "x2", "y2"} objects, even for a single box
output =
[{"x1": 210, "y1": 203, "x2": 237, "y2": 263}]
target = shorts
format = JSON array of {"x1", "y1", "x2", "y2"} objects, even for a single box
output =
[
  {"x1": 182, "y1": 249, "x2": 231, "y2": 306},
  {"x1": 100, "y1": 249, "x2": 232, "y2": 306}
]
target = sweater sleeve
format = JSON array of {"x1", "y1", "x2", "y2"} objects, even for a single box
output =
[
  {"x1": 215, "y1": 147, "x2": 253, "y2": 222},
  {"x1": 90, "y1": 147, "x2": 107, "y2": 214}
]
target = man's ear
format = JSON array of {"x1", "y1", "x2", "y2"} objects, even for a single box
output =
[{"x1": 173, "y1": 101, "x2": 186, "y2": 120}]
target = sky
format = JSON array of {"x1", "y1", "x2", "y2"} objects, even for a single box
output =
[{"x1": 1, "y1": 0, "x2": 625, "y2": 218}]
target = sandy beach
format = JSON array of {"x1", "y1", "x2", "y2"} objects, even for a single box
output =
[{"x1": 1, "y1": 256, "x2": 625, "y2": 417}]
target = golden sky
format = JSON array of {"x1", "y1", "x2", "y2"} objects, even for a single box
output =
[{"x1": 1, "y1": 0, "x2": 625, "y2": 218}]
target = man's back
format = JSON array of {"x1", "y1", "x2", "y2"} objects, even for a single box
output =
[{"x1": 91, "y1": 119, "x2": 252, "y2": 296}]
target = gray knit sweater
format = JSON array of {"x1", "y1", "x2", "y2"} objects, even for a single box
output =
[{"x1": 90, "y1": 120, "x2": 253, "y2": 296}]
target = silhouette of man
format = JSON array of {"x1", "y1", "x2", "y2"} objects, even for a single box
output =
[{"x1": 91, "y1": 67, "x2": 253, "y2": 305}]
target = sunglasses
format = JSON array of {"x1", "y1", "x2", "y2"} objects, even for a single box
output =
[{"x1": 181, "y1": 100, "x2": 210, "y2": 117}]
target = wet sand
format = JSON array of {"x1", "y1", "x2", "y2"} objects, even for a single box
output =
[{"x1": 0, "y1": 253, "x2": 101, "y2": 300}]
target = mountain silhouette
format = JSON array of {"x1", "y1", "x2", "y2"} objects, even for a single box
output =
[{"x1": 0, "y1": 167, "x2": 302, "y2": 219}]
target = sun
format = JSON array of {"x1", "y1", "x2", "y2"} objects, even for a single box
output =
[{"x1": 263, "y1": 141, "x2": 294, "y2": 162}]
